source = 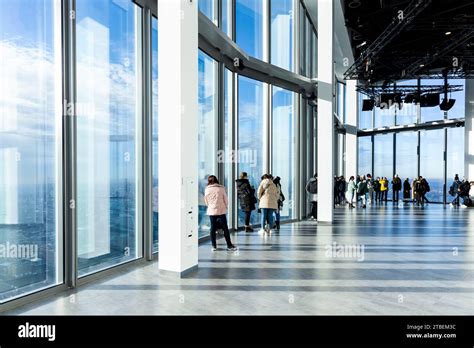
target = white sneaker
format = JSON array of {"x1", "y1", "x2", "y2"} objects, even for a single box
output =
[
  {"x1": 258, "y1": 229, "x2": 265, "y2": 234},
  {"x1": 267, "y1": 229, "x2": 273, "y2": 234},
  {"x1": 211, "y1": 247, "x2": 217, "y2": 251},
  {"x1": 461, "y1": 205, "x2": 468, "y2": 209}
]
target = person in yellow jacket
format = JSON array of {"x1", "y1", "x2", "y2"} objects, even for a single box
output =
[{"x1": 379, "y1": 177, "x2": 389, "y2": 202}]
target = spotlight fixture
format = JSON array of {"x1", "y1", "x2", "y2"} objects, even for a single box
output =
[
  {"x1": 420, "y1": 93, "x2": 440, "y2": 107},
  {"x1": 362, "y1": 99, "x2": 375, "y2": 111},
  {"x1": 439, "y1": 98, "x2": 456, "y2": 111},
  {"x1": 445, "y1": 31, "x2": 452, "y2": 36},
  {"x1": 356, "y1": 41, "x2": 367, "y2": 49}
]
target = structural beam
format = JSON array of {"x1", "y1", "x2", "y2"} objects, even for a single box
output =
[
  {"x1": 158, "y1": 0, "x2": 199, "y2": 277},
  {"x1": 345, "y1": 80, "x2": 358, "y2": 179},
  {"x1": 317, "y1": 0, "x2": 335, "y2": 223}
]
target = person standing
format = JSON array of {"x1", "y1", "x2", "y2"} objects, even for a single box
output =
[
  {"x1": 403, "y1": 178, "x2": 411, "y2": 202},
  {"x1": 380, "y1": 177, "x2": 388, "y2": 202},
  {"x1": 357, "y1": 176, "x2": 369, "y2": 208},
  {"x1": 338, "y1": 176, "x2": 347, "y2": 206},
  {"x1": 374, "y1": 177, "x2": 381, "y2": 202},
  {"x1": 236, "y1": 172, "x2": 257, "y2": 232},
  {"x1": 367, "y1": 174, "x2": 374, "y2": 205},
  {"x1": 273, "y1": 176, "x2": 285, "y2": 230},
  {"x1": 449, "y1": 174, "x2": 462, "y2": 207},
  {"x1": 257, "y1": 174, "x2": 280, "y2": 233},
  {"x1": 414, "y1": 176, "x2": 426, "y2": 207},
  {"x1": 347, "y1": 176, "x2": 357, "y2": 209},
  {"x1": 204, "y1": 175, "x2": 237, "y2": 251},
  {"x1": 392, "y1": 174, "x2": 402, "y2": 202},
  {"x1": 421, "y1": 177, "x2": 430, "y2": 204},
  {"x1": 306, "y1": 174, "x2": 318, "y2": 219}
]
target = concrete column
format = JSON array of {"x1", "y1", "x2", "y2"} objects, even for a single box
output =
[
  {"x1": 345, "y1": 79, "x2": 358, "y2": 179},
  {"x1": 158, "y1": 0, "x2": 199, "y2": 276},
  {"x1": 317, "y1": 0, "x2": 335, "y2": 222},
  {"x1": 465, "y1": 79, "x2": 474, "y2": 181}
]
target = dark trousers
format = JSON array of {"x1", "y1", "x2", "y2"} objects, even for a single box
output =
[
  {"x1": 381, "y1": 191, "x2": 388, "y2": 201},
  {"x1": 393, "y1": 190, "x2": 400, "y2": 201},
  {"x1": 311, "y1": 201, "x2": 317, "y2": 219},
  {"x1": 209, "y1": 215, "x2": 233, "y2": 248},
  {"x1": 375, "y1": 191, "x2": 380, "y2": 201},
  {"x1": 339, "y1": 192, "x2": 346, "y2": 204},
  {"x1": 244, "y1": 211, "x2": 252, "y2": 226}
]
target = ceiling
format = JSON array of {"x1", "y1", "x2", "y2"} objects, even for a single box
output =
[{"x1": 342, "y1": 0, "x2": 474, "y2": 83}]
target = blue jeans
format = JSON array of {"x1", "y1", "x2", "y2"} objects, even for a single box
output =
[
  {"x1": 451, "y1": 193, "x2": 461, "y2": 205},
  {"x1": 261, "y1": 208, "x2": 275, "y2": 229}
]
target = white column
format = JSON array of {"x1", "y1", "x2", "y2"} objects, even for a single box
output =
[
  {"x1": 345, "y1": 79, "x2": 358, "y2": 179},
  {"x1": 317, "y1": 0, "x2": 335, "y2": 222},
  {"x1": 158, "y1": 0, "x2": 199, "y2": 276},
  {"x1": 465, "y1": 79, "x2": 474, "y2": 181}
]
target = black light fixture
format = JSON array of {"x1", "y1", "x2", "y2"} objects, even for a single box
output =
[
  {"x1": 420, "y1": 93, "x2": 440, "y2": 107},
  {"x1": 362, "y1": 99, "x2": 375, "y2": 111},
  {"x1": 440, "y1": 98, "x2": 456, "y2": 111}
]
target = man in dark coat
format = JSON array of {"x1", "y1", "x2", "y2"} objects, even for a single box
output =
[{"x1": 236, "y1": 172, "x2": 256, "y2": 232}]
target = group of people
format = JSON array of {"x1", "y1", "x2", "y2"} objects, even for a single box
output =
[
  {"x1": 449, "y1": 175, "x2": 474, "y2": 207},
  {"x1": 203, "y1": 172, "x2": 285, "y2": 251},
  {"x1": 203, "y1": 171, "x2": 473, "y2": 250}
]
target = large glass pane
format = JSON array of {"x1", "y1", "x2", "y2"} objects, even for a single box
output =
[
  {"x1": 236, "y1": 0, "x2": 264, "y2": 60},
  {"x1": 198, "y1": 51, "x2": 218, "y2": 238},
  {"x1": 358, "y1": 136, "x2": 372, "y2": 176},
  {"x1": 358, "y1": 93, "x2": 373, "y2": 129},
  {"x1": 0, "y1": 0, "x2": 62, "y2": 302},
  {"x1": 305, "y1": 14, "x2": 311, "y2": 76},
  {"x1": 420, "y1": 129, "x2": 444, "y2": 202},
  {"x1": 448, "y1": 79, "x2": 465, "y2": 119},
  {"x1": 374, "y1": 101, "x2": 396, "y2": 128},
  {"x1": 199, "y1": 0, "x2": 217, "y2": 25},
  {"x1": 298, "y1": 3, "x2": 305, "y2": 76},
  {"x1": 272, "y1": 87, "x2": 296, "y2": 221},
  {"x1": 311, "y1": 30, "x2": 317, "y2": 78},
  {"x1": 337, "y1": 82, "x2": 345, "y2": 122},
  {"x1": 374, "y1": 134, "x2": 393, "y2": 200},
  {"x1": 396, "y1": 79, "x2": 418, "y2": 125},
  {"x1": 238, "y1": 76, "x2": 264, "y2": 226},
  {"x1": 76, "y1": 0, "x2": 141, "y2": 276},
  {"x1": 447, "y1": 127, "x2": 465, "y2": 198},
  {"x1": 395, "y1": 132, "x2": 418, "y2": 184},
  {"x1": 222, "y1": 0, "x2": 233, "y2": 38},
  {"x1": 271, "y1": 0, "x2": 293, "y2": 71},
  {"x1": 152, "y1": 17, "x2": 159, "y2": 253}
]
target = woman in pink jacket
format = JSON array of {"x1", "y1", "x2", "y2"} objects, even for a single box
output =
[{"x1": 204, "y1": 175, "x2": 238, "y2": 251}]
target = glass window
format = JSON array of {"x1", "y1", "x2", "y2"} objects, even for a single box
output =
[
  {"x1": 199, "y1": 0, "x2": 217, "y2": 25},
  {"x1": 374, "y1": 134, "x2": 394, "y2": 200},
  {"x1": 305, "y1": 14, "x2": 311, "y2": 76},
  {"x1": 222, "y1": 0, "x2": 233, "y2": 38},
  {"x1": 311, "y1": 30, "x2": 317, "y2": 78},
  {"x1": 271, "y1": 0, "x2": 294, "y2": 71},
  {"x1": 198, "y1": 51, "x2": 218, "y2": 238},
  {"x1": 152, "y1": 17, "x2": 158, "y2": 253},
  {"x1": 337, "y1": 82, "x2": 345, "y2": 122},
  {"x1": 236, "y1": 0, "x2": 264, "y2": 60},
  {"x1": 358, "y1": 136, "x2": 372, "y2": 177},
  {"x1": 448, "y1": 79, "x2": 465, "y2": 119},
  {"x1": 447, "y1": 127, "x2": 465, "y2": 197},
  {"x1": 420, "y1": 129, "x2": 444, "y2": 203},
  {"x1": 0, "y1": 0, "x2": 62, "y2": 302},
  {"x1": 358, "y1": 93, "x2": 373, "y2": 129},
  {"x1": 396, "y1": 79, "x2": 418, "y2": 125},
  {"x1": 395, "y1": 132, "x2": 418, "y2": 184},
  {"x1": 374, "y1": 101, "x2": 396, "y2": 128},
  {"x1": 272, "y1": 87, "x2": 296, "y2": 220},
  {"x1": 298, "y1": 3, "x2": 305, "y2": 76},
  {"x1": 238, "y1": 76, "x2": 265, "y2": 226},
  {"x1": 76, "y1": 0, "x2": 142, "y2": 276}
]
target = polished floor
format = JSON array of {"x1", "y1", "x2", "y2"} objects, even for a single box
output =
[{"x1": 7, "y1": 204, "x2": 474, "y2": 315}]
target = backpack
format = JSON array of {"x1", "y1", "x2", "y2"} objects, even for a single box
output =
[
  {"x1": 449, "y1": 185, "x2": 455, "y2": 197},
  {"x1": 424, "y1": 181, "x2": 430, "y2": 192},
  {"x1": 307, "y1": 179, "x2": 318, "y2": 194}
]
